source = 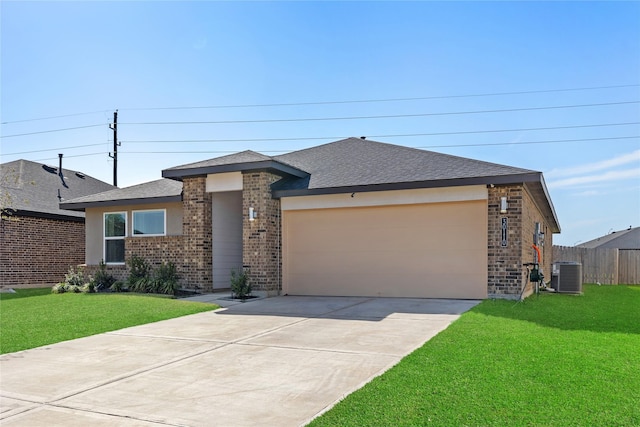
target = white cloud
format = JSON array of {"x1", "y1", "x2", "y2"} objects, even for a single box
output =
[
  {"x1": 545, "y1": 149, "x2": 640, "y2": 178},
  {"x1": 548, "y1": 168, "x2": 640, "y2": 189}
]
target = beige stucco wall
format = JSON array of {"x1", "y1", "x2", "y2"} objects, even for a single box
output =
[
  {"x1": 281, "y1": 185, "x2": 487, "y2": 211},
  {"x1": 282, "y1": 199, "x2": 488, "y2": 299},
  {"x1": 85, "y1": 202, "x2": 183, "y2": 265}
]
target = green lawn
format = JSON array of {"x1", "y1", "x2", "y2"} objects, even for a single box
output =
[
  {"x1": 0, "y1": 288, "x2": 218, "y2": 354},
  {"x1": 310, "y1": 285, "x2": 640, "y2": 427}
]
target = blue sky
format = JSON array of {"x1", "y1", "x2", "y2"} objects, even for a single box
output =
[{"x1": 1, "y1": 1, "x2": 639, "y2": 246}]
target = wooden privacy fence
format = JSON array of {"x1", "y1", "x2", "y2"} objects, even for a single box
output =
[{"x1": 553, "y1": 246, "x2": 640, "y2": 285}]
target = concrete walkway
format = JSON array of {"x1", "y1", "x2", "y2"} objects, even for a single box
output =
[{"x1": 0, "y1": 296, "x2": 479, "y2": 426}]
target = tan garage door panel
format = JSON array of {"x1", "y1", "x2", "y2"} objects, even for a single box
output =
[{"x1": 283, "y1": 200, "x2": 487, "y2": 299}]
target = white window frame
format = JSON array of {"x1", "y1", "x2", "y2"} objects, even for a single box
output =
[
  {"x1": 132, "y1": 209, "x2": 167, "y2": 237},
  {"x1": 104, "y1": 211, "x2": 127, "y2": 265}
]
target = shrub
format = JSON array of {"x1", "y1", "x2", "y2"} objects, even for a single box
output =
[
  {"x1": 64, "y1": 266, "x2": 86, "y2": 287},
  {"x1": 52, "y1": 266, "x2": 91, "y2": 294},
  {"x1": 230, "y1": 268, "x2": 252, "y2": 300},
  {"x1": 154, "y1": 262, "x2": 179, "y2": 295},
  {"x1": 110, "y1": 281, "x2": 125, "y2": 292},
  {"x1": 82, "y1": 282, "x2": 96, "y2": 293},
  {"x1": 65, "y1": 284, "x2": 82, "y2": 293},
  {"x1": 91, "y1": 260, "x2": 116, "y2": 291},
  {"x1": 127, "y1": 255, "x2": 152, "y2": 292},
  {"x1": 129, "y1": 277, "x2": 154, "y2": 294},
  {"x1": 51, "y1": 283, "x2": 66, "y2": 294}
]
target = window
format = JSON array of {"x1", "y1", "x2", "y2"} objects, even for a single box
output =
[
  {"x1": 104, "y1": 212, "x2": 126, "y2": 264},
  {"x1": 133, "y1": 209, "x2": 166, "y2": 236}
]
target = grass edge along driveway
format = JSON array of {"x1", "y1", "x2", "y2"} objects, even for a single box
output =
[
  {"x1": 0, "y1": 289, "x2": 218, "y2": 354},
  {"x1": 309, "y1": 284, "x2": 640, "y2": 427}
]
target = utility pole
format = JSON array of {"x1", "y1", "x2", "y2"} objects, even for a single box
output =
[{"x1": 108, "y1": 110, "x2": 119, "y2": 186}]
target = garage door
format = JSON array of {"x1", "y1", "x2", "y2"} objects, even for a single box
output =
[{"x1": 282, "y1": 200, "x2": 487, "y2": 299}]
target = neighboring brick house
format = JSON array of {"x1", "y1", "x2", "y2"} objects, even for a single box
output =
[
  {"x1": 62, "y1": 138, "x2": 560, "y2": 300},
  {"x1": 0, "y1": 158, "x2": 115, "y2": 288}
]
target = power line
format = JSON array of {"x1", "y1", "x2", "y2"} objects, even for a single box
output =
[
  {"x1": 4, "y1": 143, "x2": 107, "y2": 156},
  {"x1": 0, "y1": 124, "x2": 105, "y2": 139},
  {"x1": 1, "y1": 110, "x2": 111, "y2": 125},
  {"x1": 117, "y1": 83, "x2": 640, "y2": 111},
  {"x1": 32, "y1": 152, "x2": 108, "y2": 162},
  {"x1": 3, "y1": 83, "x2": 638, "y2": 125},
  {"x1": 121, "y1": 101, "x2": 640, "y2": 126},
  {"x1": 418, "y1": 135, "x2": 640, "y2": 149},
  {"x1": 118, "y1": 135, "x2": 639, "y2": 155},
  {"x1": 26, "y1": 134, "x2": 639, "y2": 163},
  {"x1": 2, "y1": 101, "x2": 638, "y2": 140},
  {"x1": 123, "y1": 122, "x2": 640, "y2": 144},
  {"x1": 5, "y1": 122, "x2": 638, "y2": 157}
]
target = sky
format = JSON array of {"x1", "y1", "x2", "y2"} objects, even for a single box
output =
[{"x1": 1, "y1": 1, "x2": 639, "y2": 247}]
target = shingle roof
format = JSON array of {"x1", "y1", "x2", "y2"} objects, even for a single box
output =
[
  {"x1": 162, "y1": 150, "x2": 308, "y2": 179},
  {"x1": 60, "y1": 137, "x2": 559, "y2": 231},
  {"x1": 1, "y1": 159, "x2": 115, "y2": 219},
  {"x1": 60, "y1": 179, "x2": 182, "y2": 211},
  {"x1": 577, "y1": 227, "x2": 640, "y2": 249},
  {"x1": 272, "y1": 137, "x2": 536, "y2": 191},
  {"x1": 159, "y1": 137, "x2": 559, "y2": 231}
]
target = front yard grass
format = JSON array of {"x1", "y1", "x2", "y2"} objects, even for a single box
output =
[
  {"x1": 0, "y1": 288, "x2": 218, "y2": 354},
  {"x1": 310, "y1": 284, "x2": 640, "y2": 426}
]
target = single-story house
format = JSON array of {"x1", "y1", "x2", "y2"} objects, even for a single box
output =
[
  {"x1": 61, "y1": 138, "x2": 560, "y2": 299},
  {"x1": 0, "y1": 158, "x2": 115, "y2": 288}
]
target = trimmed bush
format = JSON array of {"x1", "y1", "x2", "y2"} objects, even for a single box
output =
[
  {"x1": 91, "y1": 260, "x2": 116, "y2": 291},
  {"x1": 230, "y1": 268, "x2": 252, "y2": 300},
  {"x1": 154, "y1": 262, "x2": 179, "y2": 296}
]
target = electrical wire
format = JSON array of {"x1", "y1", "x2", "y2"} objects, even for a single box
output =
[
  {"x1": 0, "y1": 124, "x2": 105, "y2": 139},
  {"x1": 3, "y1": 83, "x2": 637, "y2": 125},
  {"x1": 4, "y1": 143, "x2": 107, "y2": 156},
  {"x1": 26, "y1": 134, "x2": 639, "y2": 162},
  {"x1": 5, "y1": 121, "x2": 637, "y2": 157},
  {"x1": 116, "y1": 135, "x2": 639, "y2": 155},
  {"x1": 122, "y1": 121, "x2": 640, "y2": 144},
  {"x1": 120, "y1": 101, "x2": 640, "y2": 126},
  {"x1": 103, "y1": 83, "x2": 640, "y2": 111},
  {"x1": 1, "y1": 110, "x2": 111, "y2": 125}
]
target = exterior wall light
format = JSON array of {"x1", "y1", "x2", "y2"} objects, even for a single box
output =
[
  {"x1": 249, "y1": 207, "x2": 257, "y2": 221},
  {"x1": 500, "y1": 197, "x2": 508, "y2": 214}
]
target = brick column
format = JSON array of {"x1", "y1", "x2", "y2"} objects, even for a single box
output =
[
  {"x1": 487, "y1": 184, "x2": 554, "y2": 300},
  {"x1": 242, "y1": 171, "x2": 281, "y2": 295},
  {"x1": 487, "y1": 185, "x2": 526, "y2": 298},
  {"x1": 182, "y1": 177, "x2": 213, "y2": 291}
]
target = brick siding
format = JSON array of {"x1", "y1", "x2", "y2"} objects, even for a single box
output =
[
  {"x1": 242, "y1": 171, "x2": 282, "y2": 294},
  {"x1": 487, "y1": 185, "x2": 553, "y2": 299},
  {"x1": 182, "y1": 177, "x2": 213, "y2": 291},
  {"x1": 0, "y1": 215, "x2": 85, "y2": 288}
]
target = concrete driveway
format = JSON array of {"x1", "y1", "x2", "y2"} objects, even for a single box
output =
[{"x1": 0, "y1": 296, "x2": 478, "y2": 426}]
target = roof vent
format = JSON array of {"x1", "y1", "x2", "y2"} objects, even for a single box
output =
[
  {"x1": 75, "y1": 172, "x2": 86, "y2": 179},
  {"x1": 360, "y1": 136, "x2": 366, "y2": 140},
  {"x1": 42, "y1": 165, "x2": 58, "y2": 174}
]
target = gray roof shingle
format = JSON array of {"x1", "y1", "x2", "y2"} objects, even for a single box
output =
[
  {"x1": 272, "y1": 137, "x2": 536, "y2": 191},
  {"x1": 57, "y1": 137, "x2": 559, "y2": 232},
  {"x1": 60, "y1": 179, "x2": 182, "y2": 211},
  {"x1": 1, "y1": 159, "x2": 115, "y2": 219}
]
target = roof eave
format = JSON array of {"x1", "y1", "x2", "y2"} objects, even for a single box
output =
[
  {"x1": 4, "y1": 209, "x2": 85, "y2": 222},
  {"x1": 272, "y1": 173, "x2": 542, "y2": 198},
  {"x1": 523, "y1": 174, "x2": 561, "y2": 234},
  {"x1": 59, "y1": 195, "x2": 183, "y2": 211},
  {"x1": 162, "y1": 160, "x2": 309, "y2": 180}
]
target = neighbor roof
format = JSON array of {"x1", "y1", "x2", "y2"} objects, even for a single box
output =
[
  {"x1": 577, "y1": 227, "x2": 640, "y2": 250},
  {"x1": 60, "y1": 179, "x2": 183, "y2": 211},
  {"x1": 1, "y1": 159, "x2": 115, "y2": 220}
]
